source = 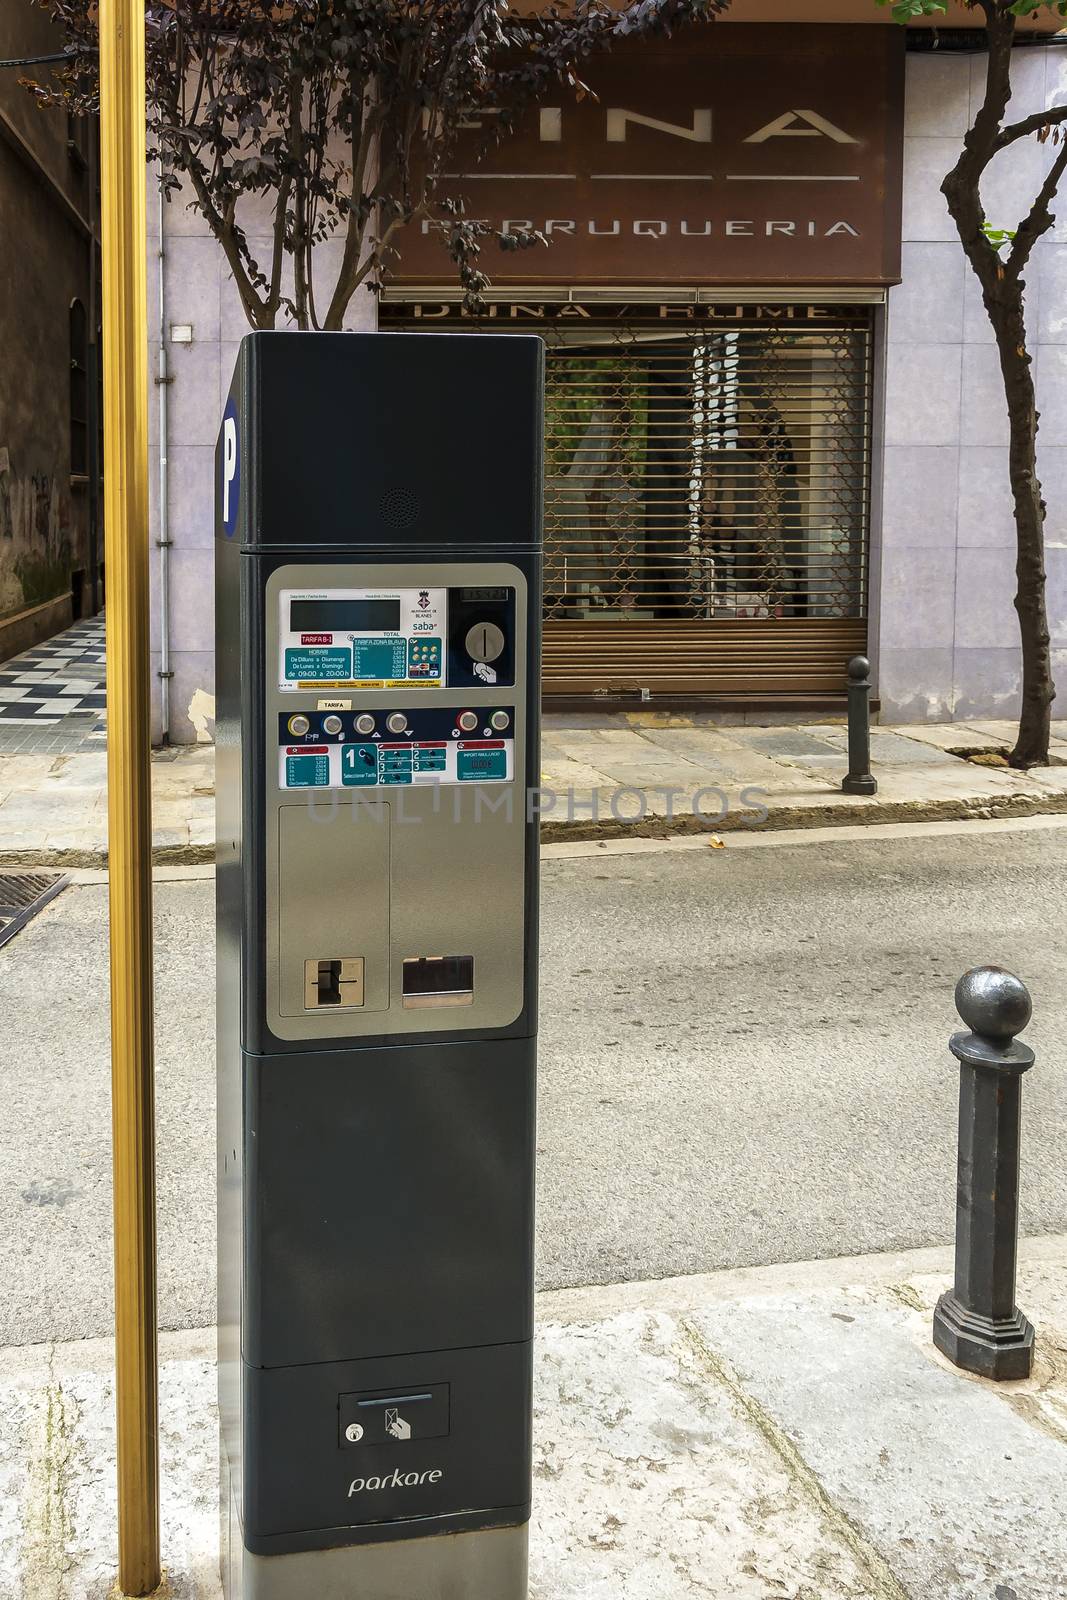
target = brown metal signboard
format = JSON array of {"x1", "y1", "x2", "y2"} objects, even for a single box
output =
[{"x1": 388, "y1": 24, "x2": 904, "y2": 288}]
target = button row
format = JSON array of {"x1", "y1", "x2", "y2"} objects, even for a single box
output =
[
  {"x1": 288, "y1": 710, "x2": 511, "y2": 739},
  {"x1": 456, "y1": 709, "x2": 513, "y2": 733}
]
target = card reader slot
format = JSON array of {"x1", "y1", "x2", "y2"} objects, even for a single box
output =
[
  {"x1": 356, "y1": 1393, "x2": 433, "y2": 1408},
  {"x1": 402, "y1": 956, "x2": 474, "y2": 1008}
]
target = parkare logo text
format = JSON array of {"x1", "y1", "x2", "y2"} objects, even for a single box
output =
[{"x1": 348, "y1": 1466, "x2": 444, "y2": 1497}]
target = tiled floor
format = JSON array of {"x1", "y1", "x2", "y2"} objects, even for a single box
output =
[{"x1": 0, "y1": 614, "x2": 107, "y2": 753}]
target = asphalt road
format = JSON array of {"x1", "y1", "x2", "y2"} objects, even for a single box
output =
[{"x1": 4, "y1": 822, "x2": 1067, "y2": 1346}]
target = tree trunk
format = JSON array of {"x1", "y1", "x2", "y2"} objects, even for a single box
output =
[
  {"x1": 939, "y1": 3, "x2": 1056, "y2": 769},
  {"x1": 990, "y1": 293, "x2": 1054, "y2": 765}
]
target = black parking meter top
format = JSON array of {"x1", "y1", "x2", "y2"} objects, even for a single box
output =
[{"x1": 219, "y1": 331, "x2": 545, "y2": 553}]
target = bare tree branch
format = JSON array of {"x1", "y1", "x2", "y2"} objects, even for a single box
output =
[
  {"x1": 998, "y1": 102, "x2": 1067, "y2": 149},
  {"x1": 1008, "y1": 137, "x2": 1067, "y2": 274}
]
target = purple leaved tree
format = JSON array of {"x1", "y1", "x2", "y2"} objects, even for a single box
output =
[{"x1": 27, "y1": 0, "x2": 725, "y2": 327}]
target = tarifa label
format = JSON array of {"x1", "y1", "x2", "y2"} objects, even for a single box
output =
[
  {"x1": 348, "y1": 1467, "x2": 444, "y2": 1497},
  {"x1": 317, "y1": 699, "x2": 352, "y2": 710}
]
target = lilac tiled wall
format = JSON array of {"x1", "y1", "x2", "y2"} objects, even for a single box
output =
[
  {"x1": 147, "y1": 178, "x2": 377, "y2": 743},
  {"x1": 878, "y1": 46, "x2": 1067, "y2": 722}
]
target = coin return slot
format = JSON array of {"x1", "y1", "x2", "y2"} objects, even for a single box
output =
[
  {"x1": 402, "y1": 956, "x2": 474, "y2": 1009},
  {"x1": 304, "y1": 957, "x2": 365, "y2": 1010}
]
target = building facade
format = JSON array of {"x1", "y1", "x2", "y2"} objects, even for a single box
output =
[
  {"x1": 148, "y1": 14, "x2": 1067, "y2": 740},
  {"x1": 0, "y1": 2, "x2": 102, "y2": 661}
]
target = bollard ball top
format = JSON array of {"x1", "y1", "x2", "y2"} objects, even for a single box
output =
[
  {"x1": 955, "y1": 965, "x2": 1032, "y2": 1041},
  {"x1": 847, "y1": 655, "x2": 871, "y2": 682}
]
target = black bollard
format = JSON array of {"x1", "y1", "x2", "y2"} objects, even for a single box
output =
[
  {"x1": 933, "y1": 966, "x2": 1036, "y2": 1382},
  {"x1": 841, "y1": 655, "x2": 877, "y2": 795}
]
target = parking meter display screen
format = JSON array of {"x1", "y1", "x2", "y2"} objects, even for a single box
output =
[{"x1": 290, "y1": 599, "x2": 401, "y2": 633}]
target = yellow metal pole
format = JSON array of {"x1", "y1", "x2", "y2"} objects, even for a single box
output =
[{"x1": 98, "y1": 0, "x2": 160, "y2": 1593}]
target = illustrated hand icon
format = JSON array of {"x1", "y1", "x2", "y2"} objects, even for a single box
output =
[{"x1": 385, "y1": 1408, "x2": 411, "y2": 1441}]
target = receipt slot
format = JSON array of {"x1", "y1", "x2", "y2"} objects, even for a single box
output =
[{"x1": 215, "y1": 332, "x2": 542, "y2": 1599}]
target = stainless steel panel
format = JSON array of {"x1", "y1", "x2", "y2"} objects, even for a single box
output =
[
  {"x1": 277, "y1": 803, "x2": 390, "y2": 1018},
  {"x1": 226, "y1": 1512, "x2": 528, "y2": 1600},
  {"x1": 265, "y1": 562, "x2": 528, "y2": 1041}
]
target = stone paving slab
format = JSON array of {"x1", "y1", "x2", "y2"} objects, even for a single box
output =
[
  {"x1": 736, "y1": 727, "x2": 849, "y2": 761},
  {"x1": 894, "y1": 722, "x2": 1000, "y2": 753},
  {"x1": 963, "y1": 720, "x2": 1030, "y2": 745},
  {"x1": 1027, "y1": 765, "x2": 1067, "y2": 792},
  {"x1": 1, "y1": 1238, "x2": 1064, "y2": 1600},
  {"x1": 5, "y1": 723, "x2": 1067, "y2": 864},
  {"x1": 626, "y1": 726, "x2": 840, "y2": 789},
  {"x1": 692, "y1": 1283, "x2": 1067, "y2": 1600},
  {"x1": 803, "y1": 727, "x2": 956, "y2": 765}
]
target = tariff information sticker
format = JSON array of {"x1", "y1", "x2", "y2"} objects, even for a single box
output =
[{"x1": 279, "y1": 588, "x2": 446, "y2": 690}]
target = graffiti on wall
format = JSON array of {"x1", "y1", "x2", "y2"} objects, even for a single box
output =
[{"x1": 0, "y1": 455, "x2": 73, "y2": 619}]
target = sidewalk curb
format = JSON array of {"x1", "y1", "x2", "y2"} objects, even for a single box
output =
[
  {"x1": 4, "y1": 786, "x2": 1067, "y2": 869},
  {"x1": 538, "y1": 786, "x2": 1067, "y2": 843},
  {"x1": 0, "y1": 843, "x2": 217, "y2": 869}
]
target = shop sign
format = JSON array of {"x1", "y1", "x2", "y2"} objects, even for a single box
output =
[{"x1": 388, "y1": 25, "x2": 904, "y2": 288}]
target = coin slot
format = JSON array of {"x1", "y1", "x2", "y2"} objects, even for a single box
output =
[{"x1": 402, "y1": 956, "x2": 474, "y2": 1008}]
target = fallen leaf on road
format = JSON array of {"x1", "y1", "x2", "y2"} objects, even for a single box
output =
[{"x1": 708, "y1": 836, "x2": 725, "y2": 849}]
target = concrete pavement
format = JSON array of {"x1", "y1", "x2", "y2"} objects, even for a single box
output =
[
  {"x1": 5, "y1": 819, "x2": 1067, "y2": 1346},
  {"x1": 3, "y1": 1237, "x2": 1066, "y2": 1600},
  {"x1": 4, "y1": 716, "x2": 1067, "y2": 864}
]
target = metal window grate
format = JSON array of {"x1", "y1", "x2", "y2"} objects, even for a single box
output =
[
  {"x1": 542, "y1": 315, "x2": 872, "y2": 626},
  {"x1": 0, "y1": 871, "x2": 70, "y2": 951},
  {"x1": 382, "y1": 300, "x2": 874, "y2": 700}
]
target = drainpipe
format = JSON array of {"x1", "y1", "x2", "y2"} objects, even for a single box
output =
[{"x1": 156, "y1": 171, "x2": 172, "y2": 744}]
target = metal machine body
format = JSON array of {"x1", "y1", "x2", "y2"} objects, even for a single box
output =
[{"x1": 216, "y1": 331, "x2": 542, "y2": 1598}]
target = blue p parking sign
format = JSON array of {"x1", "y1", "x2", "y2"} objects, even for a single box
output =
[{"x1": 221, "y1": 398, "x2": 240, "y2": 537}]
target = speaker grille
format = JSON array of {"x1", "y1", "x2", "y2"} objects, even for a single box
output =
[{"x1": 379, "y1": 487, "x2": 420, "y2": 529}]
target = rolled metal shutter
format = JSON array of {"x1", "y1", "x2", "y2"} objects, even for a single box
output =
[
  {"x1": 541, "y1": 307, "x2": 873, "y2": 700},
  {"x1": 384, "y1": 301, "x2": 874, "y2": 703},
  {"x1": 542, "y1": 618, "x2": 868, "y2": 698}
]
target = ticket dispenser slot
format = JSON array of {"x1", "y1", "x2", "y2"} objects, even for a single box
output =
[{"x1": 402, "y1": 955, "x2": 474, "y2": 1008}]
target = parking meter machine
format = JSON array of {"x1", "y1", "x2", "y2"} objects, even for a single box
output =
[{"x1": 215, "y1": 331, "x2": 543, "y2": 1600}]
